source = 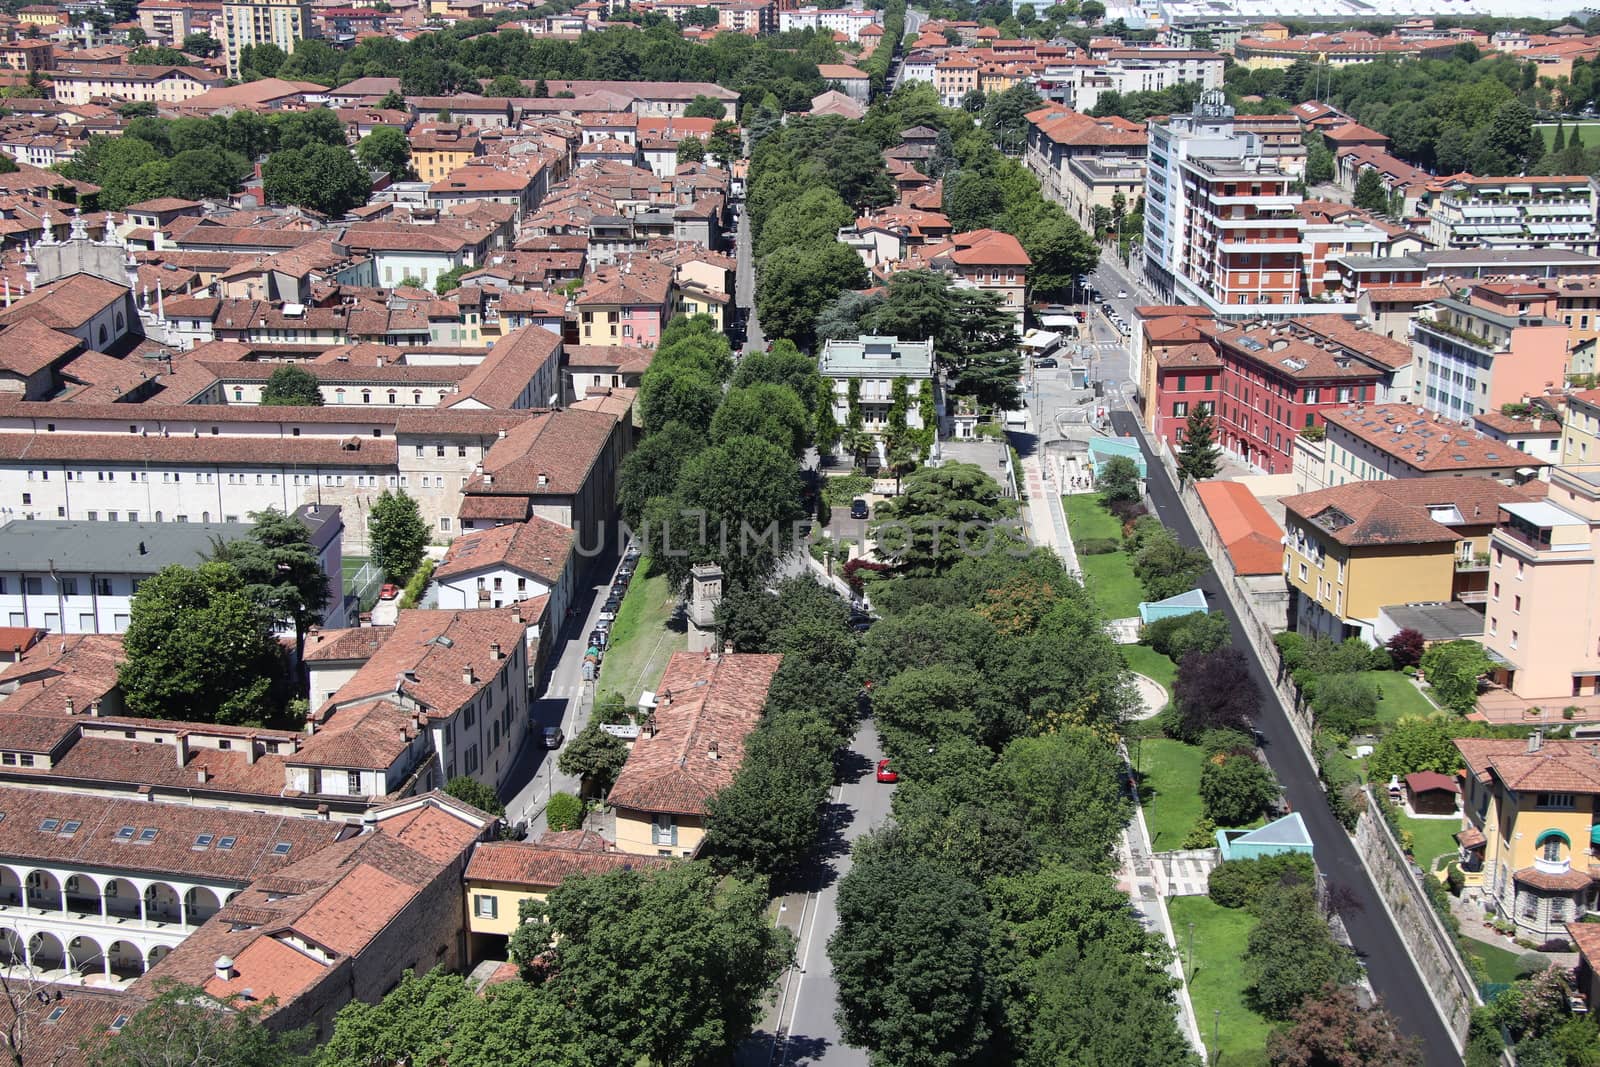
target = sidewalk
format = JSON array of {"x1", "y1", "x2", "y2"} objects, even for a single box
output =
[{"x1": 1018, "y1": 448, "x2": 1078, "y2": 575}]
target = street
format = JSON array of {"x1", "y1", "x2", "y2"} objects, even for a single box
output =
[{"x1": 1090, "y1": 251, "x2": 1461, "y2": 1066}]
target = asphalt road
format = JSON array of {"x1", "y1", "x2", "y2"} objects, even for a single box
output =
[{"x1": 735, "y1": 198, "x2": 765, "y2": 353}]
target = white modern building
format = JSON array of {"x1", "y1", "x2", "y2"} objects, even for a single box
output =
[{"x1": 817, "y1": 336, "x2": 938, "y2": 451}]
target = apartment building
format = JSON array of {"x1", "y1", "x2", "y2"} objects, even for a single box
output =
[
  {"x1": 1203, "y1": 320, "x2": 1390, "y2": 475},
  {"x1": 1411, "y1": 282, "x2": 1570, "y2": 420},
  {"x1": 777, "y1": 6, "x2": 879, "y2": 40},
  {"x1": 49, "y1": 64, "x2": 225, "y2": 106},
  {"x1": 221, "y1": 0, "x2": 313, "y2": 80},
  {"x1": 1319, "y1": 404, "x2": 1549, "y2": 486},
  {"x1": 1564, "y1": 389, "x2": 1600, "y2": 465},
  {"x1": 608, "y1": 651, "x2": 781, "y2": 858},
  {"x1": 924, "y1": 229, "x2": 1030, "y2": 329},
  {"x1": 817, "y1": 335, "x2": 936, "y2": 446},
  {"x1": 0, "y1": 401, "x2": 627, "y2": 553},
  {"x1": 1482, "y1": 464, "x2": 1600, "y2": 705},
  {"x1": 1024, "y1": 105, "x2": 1146, "y2": 232},
  {"x1": 0, "y1": 507, "x2": 345, "y2": 634},
  {"x1": 1425, "y1": 175, "x2": 1600, "y2": 255},
  {"x1": 1144, "y1": 92, "x2": 1348, "y2": 319},
  {"x1": 1136, "y1": 306, "x2": 1214, "y2": 444},
  {"x1": 433, "y1": 516, "x2": 574, "y2": 623},
  {"x1": 575, "y1": 261, "x2": 671, "y2": 348},
  {"x1": 1456, "y1": 735, "x2": 1600, "y2": 941},
  {"x1": 1280, "y1": 477, "x2": 1539, "y2": 642}
]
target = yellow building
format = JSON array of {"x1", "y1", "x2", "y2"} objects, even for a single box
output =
[
  {"x1": 221, "y1": 0, "x2": 312, "y2": 80},
  {"x1": 1565, "y1": 390, "x2": 1600, "y2": 466},
  {"x1": 606, "y1": 651, "x2": 782, "y2": 858},
  {"x1": 409, "y1": 123, "x2": 483, "y2": 184},
  {"x1": 1456, "y1": 735, "x2": 1600, "y2": 940},
  {"x1": 463, "y1": 835, "x2": 669, "y2": 959},
  {"x1": 1280, "y1": 479, "x2": 1537, "y2": 644}
]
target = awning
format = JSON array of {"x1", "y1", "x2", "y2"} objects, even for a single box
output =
[{"x1": 1589, "y1": 825, "x2": 1600, "y2": 846}]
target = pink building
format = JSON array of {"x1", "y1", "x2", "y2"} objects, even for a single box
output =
[
  {"x1": 1483, "y1": 464, "x2": 1600, "y2": 705},
  {"x1": 1413, "y1": 280, "x2": 1571, "y2": 419},
  {"x1": 575, "y1": 260, "x2": 672, "y2": 348}
]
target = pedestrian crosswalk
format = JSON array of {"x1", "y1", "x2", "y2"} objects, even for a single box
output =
[{"x1": 1079, "y1": 341, "x2": 1124, "y2": 353}]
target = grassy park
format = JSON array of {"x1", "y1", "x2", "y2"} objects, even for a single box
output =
[
  {"x1": 598, "y1": 559, "x2": 686, "y2": 703},
  {"x1": 1166, "y1": 896, "x2": 1273, "y2": 1066},
  {"x1": 1136, "y1": 737, "x2": 1206, "y2": 851},
  {"x1": 1538, "y1": 121, "x2": 1600, "y2": 148},
  {"x1": 1064, "y1": 494, "x2": 1142, "y2": 619}
]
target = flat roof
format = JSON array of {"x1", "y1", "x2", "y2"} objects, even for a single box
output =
[
  {"x1": 1502, "y1": 500, "x2": 1586, "y2": 527},
  {"x1": 0, "y1": 519, "x2": 254, "y2": 573},
  {"x1": 1379, "y1": 602, "x2": 1485, "y2": 642}
]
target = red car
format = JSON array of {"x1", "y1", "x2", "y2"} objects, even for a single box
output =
[
  {"x1": 875, "y1": 759, "x2": 898, "y2": 784},
  {"x1": 378, "y1": 583, "x2": 400, "y2": 600}
]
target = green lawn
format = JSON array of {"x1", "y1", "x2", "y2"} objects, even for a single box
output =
[
  {"x1": 1137, "y1": 737, "x2": 1206, "y2": 851},
  {"x1": 1465, "y1": 938, "x2": 1525, "y2": 985},
  {"x1": 1538, "y1": 121, "x2": 1600, "y2": 149},
  {"x1": 598, "y1": 559, "x2": 686, "y2": 704},
  {"x1": 1397, "y1": 811, "x2": 1462, "y2": 872},
  {"x1": 1064, "y1": 495, "x2": 1143, "y2": 618},
  {"x1": 1371, "y1": 671, "x2": 1440, "y2": 724},
  {"x1": 1167, "y1": 896, "x2": 1273, "y2": 1066},
  {"x1": 1122, "y1": 643, "x2": 1177, "y2": 692}
]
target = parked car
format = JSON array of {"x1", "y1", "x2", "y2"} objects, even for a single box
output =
[
  {"x1": 624, "y1": 545, "x2": 641, "y2": 562},
  {"x1": 850, "y1": 497, "x2": 869, "y2": 519},
  {"x1": 875, "y1": 758, "x2": 899, "y2": 784},
  {"x1": 1117, "y1": 289, "x2": 1128, "y2": 299},
  {"x1": 1036, "y1": 357, "x2": 1058, "y2": 369},
  {"x1": 590, "y1": 629, "x2": 609, "y2": 649},
  {"x1": 542, "y1": 727, "x2": 565, "y2": 749},
  {"x1": 378, "y1": 583, "x2": 400, "y2": 600},
  {"x1": 593, "y1": 617, "x2": 612, "y2": 634}
]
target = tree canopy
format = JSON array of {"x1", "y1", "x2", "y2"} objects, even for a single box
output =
[
  {"x1": 368, "y1": 489, "x2": 430, "y2": 582},
  {"x1": 259, "y1": 365, "x2": 324, "y2": 406}
]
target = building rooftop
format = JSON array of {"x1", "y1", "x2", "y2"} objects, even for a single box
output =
[
  {"x1": 0, "y1": 519, "x2": 254, "y2": 574},
  {"x1": 433, "y1": 516, "x2": 573, "y2": 586},
  {"x1": 1457, "y1": 736, "x2": 1600, "y2": 794},
  {"x1": 817, "y1": 335, "x2": 935, "y2": 379},
  {"x1": 1194, "y1": 481, "x2": 1283, "y2": 575},
  {"x1": 1379, "y1": 601, "x2": 1485, "y2": 641},
  {"x1": 1283, "y1": 476, "x2": 1542, "y2": 547},
  {"x1": 1322, "y1": 404, "x2": 1550, "y2": 474}
]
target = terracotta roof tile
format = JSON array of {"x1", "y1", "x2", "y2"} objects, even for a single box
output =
[
  {"x1": 434, "y1": 517, "x2": 573, "y2": 585},
  {"x1": 1283, "y1": 477, "x2": 1540, "y2": 548},
  {"x1": 1323, "y1": 404, "x2": 1551, "y2": 474},
  {"x1": 1515, "y1": 865, "x2": 1592, "y2": 891},
  {"x1": 466, "y1": 839, "x2": 669, "y2": 885},
  {"x1": 1456, "y1": 737, "x2": 1600, "y2": 794},
  {"x1": 608, "y1": 652, "x2": 781, "y2": 817}
]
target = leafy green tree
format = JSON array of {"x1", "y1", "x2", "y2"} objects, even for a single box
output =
[
  {"x1": 168, "y1": 148, "x2": 249, "y2": 200},
  {"x1": 210, "y1": 507, "x2": 330, "y2": 658},
  {"x1": 1200, "y1": 752, "x2": 1277, "y2": 826},
  {"x1": 870, "y1": 462, "x2": 1020, "y2": 576},
  {"x1": 830, "y1": 843, "x2": 991, "y2": 1067},
  {"x1": 545, "y1": 791, "x2": 582, "y2": 831},
  {"x1": 1369, "y1": 716, "x2": 1461, "y2": 783},
  {"x1": 377, "y1": 90, "x2": 405, "y2": 111},
  {"x1": 486, "y1": 74, "x2": 527, "y2": 97},
  {"x1": 1353, "y1": 168, "x2": 1390, "y2": 214},
  {"x1": 262, "y1": 143, "x2": 372, "y2": 217},
  {"x1": 684, "y1": 94, "x2": 727, "y2": 119},
  {"x1": 676, "y1": 136, "x2": 706, "y2": 164},
  {"x1": 356, "y1": 126, "x2": 412, "y2": 182},
  {"x1": 259, "y1": 365, "x2": 324, "y2": 406},
  {"x1": 182, "y1": 32, "x2": 220, "y2": 57},
  {"x1": 511, "y1": 863, "x2": 790, "y2": 1067},
  {"x1": 815, "y1": 288, "x2": 885, "y2": 343},
  {"x1": 731, "y1": 339, "x2": 826, "y2": 412},
  {"x1": 1268, "y1": 981, "x2": 1423, "y2": 1067},
  {"x1": 1141, "y1": 610, "x2": 1231, "y2": 661},
  {"x1": 320, "y1": 968, "x2": 581, "y2": 1067},
  {"x1": 1097, "y1": 455, "x2": 1141, "y2": 503},
  {"x1": 1021, "y1": 940, "x2": 1199, "y2": 1067},
  {"x1": 617, "y1": 420, "x2": 706, "y2": 528},
  {"x1": 1244, "y1": 881, "x2": 1359, "y2": 1018},
  {"x1": 1132, "y1": 528, "x2": 1208, "y2": 601},
  {"x1": 1177, "y1": 405, "x2": 1221, "y2": 483},
  {"x1": 638, "y1": 366, "x2": 721, "y2": 436},
  {"x1": 118, "y1": 563, "x2": 283, "y2": 725},
  {"x1": 1419, "y1": 639, "x2": 1493, "y2": 714},
  {"x1": 240, "y1": 42, "x2": 286, "y2": 78},
  {"x1": 999, "y1": 728, "x2": 1128, "y2": 871},
  {"x1": 1305, "y1": 133, "x2": 1335, "y2": 185},
  {"x1": 704, "y1": 710, "x2": 833, "y2": 875},
  {"x1": 368, "y1": 489, "x2": 430, "y2": 582},
  {"x1": 1310, "y1": 672, "x2": 1381, "y2": 735},
  {"x1": 556, "y1": 721, "x2": 630, "y2": 796},
  {"x1": 944, "y1": 170, "x2": 1005, "y2": 231},
  {"x1": 444, "y1": 775, "x2": 504, "y2": 816},
  {"x1": 707, "y1": 120, "x2": 742, "y2": 166},
  {"x1": 94, "y1": 980, "x2": 309, "y2": 1067},
  {"x1": 127, "y1": 45, "x2": 187, "y2": 65},
  {"x1": 756, "y1": 241, "x2": 869, "y2": 349},
  {"x1": 710, "y1": 382, "x2": 810, "y2": 457},
  {"x1": 432, "y1": 264, "x2": 468, "y2": 295}
]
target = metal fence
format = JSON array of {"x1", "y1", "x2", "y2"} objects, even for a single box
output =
[{"x1": 347, "y1": 559, "x2": 383, "y2": 612}]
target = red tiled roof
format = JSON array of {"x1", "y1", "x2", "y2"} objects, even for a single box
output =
[
  {"x1": 1515, "y1": 865, "x2": 1593, "y2": 891},
  {"x1": 1405, "y1": 770, "x2": 1458, "y2": 793},
  {"x1": 1456, "y1": 827, "x2": 1486, "y2": 849},
  {"x1": 1282, "y1": 477, "x2": 1541, "y2": 548},
  {"x1": 1456, "y1": 737, "x2": 1600, "y2": 795},
  {"x1": 465, "y1": 839, "x2": 669, "y2": 885},
  {"x1": 608, "y1": 652, "x2": 781, "y2": 817},
  {"x1": 1194, "y1": 481, "x2": 1284, "y2": 576},
  {"x1": 433, "y1": 516, "x2": 573, "y2": 585},
  {"x1": 1322, "y1": 404, "x2": 1551, "y2": 474}
]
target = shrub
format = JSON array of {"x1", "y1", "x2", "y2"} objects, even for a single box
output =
[
  {"x1": 1208, "y1": 853, "x2": 1315, "y2": 911},
  {"x1": 1515, "y1": 951, "x2": 1552, "y2": 979},
  {"x1": 397, "y1": 558, "x2": 434, "y2": 609},
  {"x1": 1181, "y1": 814, "x2": 1217, "y2": 849},
  {"x1": 822, "y1": 473, "x2": 872, "y2": 506},
  {"x1": 1387, "y1": 627, "x2": 1426, "y2": 669},
  {"x1": 1538, "y1": 938, "x2": 1572, "y2": 953},
  {"x1": 1108, "y1": 498, "x2": 1146, "y2": 524},
  {"x1": 1200, "y1": 751, "x2": 1277, "y2": 826},
  {"x1": 1199, "y1": 728, "x2": 1255, "y2": 757},
  {"x1": 1446, "y1": 862, "x2": 1465, "y2": 897},
  {"x1": 546, "y1": 792, "x2": 583, "y2": 832},
  {"x1": 1310, "y1": 673, "x2": 1381, "y2": 735},
  {"x1": 1078, "y1": 537, "x2": 1120, "y2": 555},
  {"x1": 1143, "y1": 611, "x2": 1231, "y2": 661}
]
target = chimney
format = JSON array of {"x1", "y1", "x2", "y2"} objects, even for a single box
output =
[
  {"x1": 490, "y1": 642, "x2": 502, "y2": 660},
  {"x1": 1528, "y1": 729, "x2": 1543, "y2": 754},
  {"x1": 197, "y1": 768, "x2": 210, "y2": 784},
  {"x1": 723, "y1": 641, "x2": 733, "y2": 655},
  {"x1": 361, "y1": 810, "x2": 378, "y2": 834},
  {"x1": 88, "y1": 700, "x2": 100, "y2": 717},
  {"x1": 708, "y1": 738, "x2": 719, "y2": 760},
  {"x1": 245, "y1": 741, "x2": 258, "y2": 765},
  {"x1": 463, "y1": 665, "x2": 476, "y2": 685},
  {"x1": 175, "y1": 735, "x2": 189, "y2": 768},
  {"x1": 537, "y1": 472, "x2": 548, "y2": 487},
  {"x1": 214, "y1": 956, "x2": 234, "y2": 984},
  {"x1": 64, "y1": 697, "x2": 74, "y2": 716},
  {"x1": 138, "y1": 541, "x2": 147, "y2": 555}
]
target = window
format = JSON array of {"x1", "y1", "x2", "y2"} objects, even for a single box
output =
[
  {"x1": 137, "y1": 828, "x2": 158, "y2": 843},
  {"x1": 38, "y1": 818, "x2": 58, "y2": 832},
  {"x1": 474, "y1": 894, "x2": 498, "y2": 919},
  {"x1": 1172, "y1": 402, "x2": 1188, "y2": 417},
  {"x1": 347, "y1": 771, "x2": 362, "y2": 794},
  {"x1": 114, "y1": 825, "x2": 134, "y2": 840},
  {"x1": 1538, "y1": 793, "x2": 1576, "y2": 810},
  {"x1": 1544, "y1": 835, "x2": 1565, "y2": 862},
  {"x1": 193, "y1": 834, "x2": 214, "y2": 850},
  {"x1": 272, "y1": 842, "x2": 291, "y2": 855},
  {"x1": 1514, "y1": 595, "x2": 1521, "y2": 613},
  {"x1": 217, "y1": 836, "x2": 236, "y2": 850},
  {"x1": 58, "y1": 578, "x2": 77, "y2": 598},
  {"x1": 44, "y1": 1006, "x2": 66, "y2": 1024}
]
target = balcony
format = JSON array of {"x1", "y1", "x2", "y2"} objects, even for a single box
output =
[
  {"x1": 1412, "y1": 316, "x2": 1502, "y2": 355},
  {"x1": 1536, "y1": 855, "x2": 1573, "y2": 876},
  {"x1": 1455, "y1": 553, "x2": 1491, "y2": 572}
]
